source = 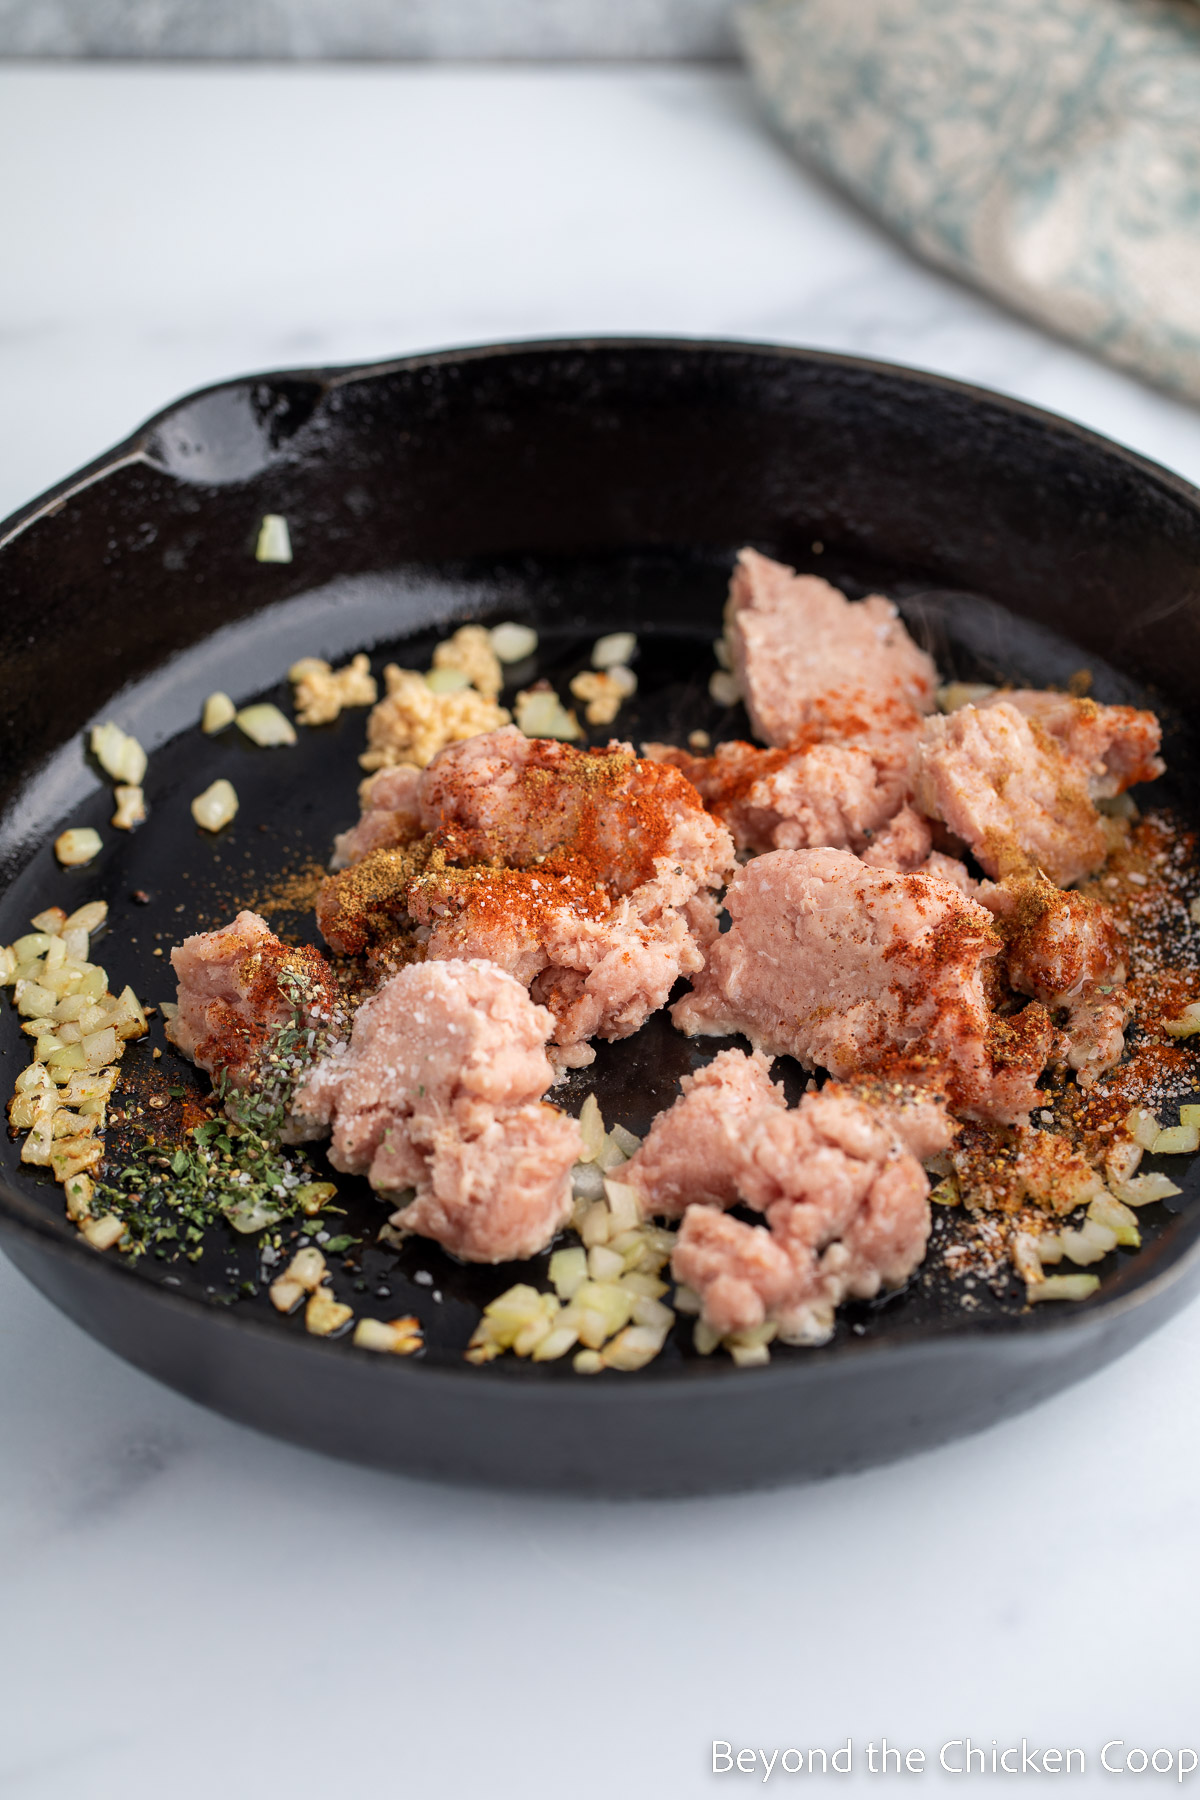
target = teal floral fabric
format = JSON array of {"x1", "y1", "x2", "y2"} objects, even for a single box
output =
[{"x1": 738, "y1": 0, "x2": 1200, "y2": 403}]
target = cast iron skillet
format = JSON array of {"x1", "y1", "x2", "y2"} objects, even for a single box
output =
[{"x1": 2, "y1": 339, "x2": 1200, "y2": 1497}]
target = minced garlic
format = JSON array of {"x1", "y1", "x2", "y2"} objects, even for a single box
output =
[
  {"x1": 432, "y1": 625, "x2": 503, "y2": 702},
  {"x1": 289, "y1": 653, "x2": 378, "y2": 726},
  {"x1": 360, "y1": 665, "x2": 509, "y2": 771}
]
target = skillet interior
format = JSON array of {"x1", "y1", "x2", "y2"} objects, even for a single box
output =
[{"x1": 2, "y1": 339, "x2": 1200, "y2": 1493}]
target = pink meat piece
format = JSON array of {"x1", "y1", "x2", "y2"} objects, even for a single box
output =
[
  {"x1": 646, "y1": 711, "x2": 921, "y2": 859},
  {"x1": 984, "y1": 691, "x2": 1164, "y2": 798},
  {"x1": 724, "y1": 548, "x2": 937, "y2": 747},
  {"x1": 914, "y1": 701, "x2": 1110, "y2": 887},
  {"x1": 166, "y1": 910, "x2": 341, "y2": 1135},
  {"x1": 672, "y1": 1086, "x2": 934, "y2": 1344},
  {"x1": 331, "y1": 766, "x2": 424, "y2": 869},
  {"x1": 620, "y1": 1048, "x2": 785, "y2": 1218},
  {"x1": 859, "y1": 804, "x2": 933, "y2": 871},
  {"x1": 317, "y1": 729, "x2": 735, "y2": 1054},
  {"x1": 294, "y1": 958, "x2": 580, "y2": 1263},
  {"x1": 980, "y1": 876, "x2": 1131, "y2": 1085},
  {"x1": 673, "y1": 847, "x2": 1053, "y2": 1125}
]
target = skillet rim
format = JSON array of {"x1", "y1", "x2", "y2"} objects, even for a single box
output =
[{"x1": 2, "y1": 331, "x2": 1200, "y2": 1406}]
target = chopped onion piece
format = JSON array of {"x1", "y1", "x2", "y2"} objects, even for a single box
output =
[
  {"x1": 588, "y1": 1244, "x2": 624, "y2": 1284},
  {"x1": 577, "y1": 1091, "x2": 605, "y2": 1163},
  {"x1": 305, "y1": 1288, "x2": 352, "y2": 1336},
  {"x1": 353, "y1": 1316, "x2": 422, "y2": 1355},
  {"x1": 1027, "y1": 1274, "x2": 1100, "y2": 1303},
  {"x1": 488, "y1": 622, "x2": 538, "y2": 663},
  {"x1": 80, "y1": 1214, "x2": 125, "y2": 1251},
  {"x1": 1152, "y1": 1123, "x2": 1200, "y2": 1156},
  {"x1": 64, "y1": 901, "x2": 107, "y2": 934},
  {"x1": 549, "y1": 1246, "x2": 588, "y2": 1301},
  {"x1": 202, "y1": 691, "x2": 236, "y2": 733},
  {"x1": 235, "y1": 703, "x2": 296, "y2": 747},
  {"x1": 1191, "y1": 897, "x2": 1200, "y2": 927},
  {"x1": 609, "y1": 1122, "x2": 642, "y2": 1157},
  {"x1": 1180, "y1": 1104, "x2": 1200, "y2": 1128},
  {"x1": 592, "y1": 632, "x2": 637, "y2": 670},
  {"x1": 602, "y1": 1324, "x2": 668, "y2": 1371},
  {"x1": 90, "y1": 721, "x2": 147, "y2": 786},
  {"x1": 708, "y1": 670, "x2": 741, "y2": 707},
  {"x1": 55, "y1": 829, "x2": 102, "y2": 867},
  {"x1": 936, "y1": 682, "x2": 997, "y2": 713},
  {"x1": 191, "y1": 779, "x2": 239, "y2": 832},
  {"x1": 672, "y1": 1283, "x2": 702, "y2": 1316},
  {"x1": 1163, "y1": 1004, "x2": 1200, "y2": 1039},
  {"x1": 570, "y1": 1160, "x2": 605, "y2": 1204},
  {"x1": 1125, "y1": 1107, "x2": 1161, "y2": 1150},
  {"x1": 514, "y1": 685, "x2": 581, "y2": 741},
  {"x1": 30, "y1": 908, "x2": 67, "y2": 935},
  {"x1": 255, "y1": 514, "x2": 292, "y2": 563},
  {"x1": 1058, "y1": 1218, "x2": 1118, "y2": 1266},
  {"x1": 112, "y1": 785, "x2": 146, "y2": 831},
  {"x1": 603, "y1": 1179, "x2": 641, "y2": 1233},
  {"x1": 1109, "y1": 1171, "x2": 1183, "y2": 1206},
  {"x1": 424, "y1": 665, "x2": 471, "y2": 694},
  {"x1": 1088, "y1": 1193, "x2": 1141, "y2": 1248}
]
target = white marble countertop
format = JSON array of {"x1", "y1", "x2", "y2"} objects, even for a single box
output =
[{"x1": 3, "y1": 65, "x2": 1200, "y2": 1800}]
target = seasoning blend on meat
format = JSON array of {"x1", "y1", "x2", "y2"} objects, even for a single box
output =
[
  {"x1": 295, "y1": 959, "x2": 582, "y2": 1263},
  {"x1": 317, "y1": 727, "x2": 735, "y2": 1063},
  {"x1": 672, "y1": 848, "x2": 1054, "y2": 1125},
  {"x1": 167, "y1": 910, "x2": 343, "y2": 1139}
]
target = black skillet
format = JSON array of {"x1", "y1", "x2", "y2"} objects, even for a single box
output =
[{"x1": 3, "y1": 339, "x2": 1200, "y2": 1496}]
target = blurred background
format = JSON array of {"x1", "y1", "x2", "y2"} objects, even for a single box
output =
[{"x1": 4, "y1": 7, "x2": 1200, "y2": 1799}]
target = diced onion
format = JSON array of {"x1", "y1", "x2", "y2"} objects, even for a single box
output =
[
  {"x1": 577, "y1": 1092, "x2": 605, "y2": 1162},
  {"x1": 708, "y1": 671, "x2": 741, "y2": 707},
  {"x1": 936, "y1": 682, "x2": 997, "y2": 713},
  {"x1": 235, "y1": 703, "x2": 296, "y2": 747},
  {"x1": 255, "y1": 514, "x2": 292, "y2": 563},
  {"x1": 488, "y1": 622, "x2": 538, "y2": 663},
  {"x1": 514, "y1": 686, "x2": 580, "y2": 741},
  {"x1": 1125, "y1": 1107, "x2": 1161, "y2": 1150},
  {"x1": 1058, "y1": 1219, "x2": 1118, "y2": 1266},
  {"x1": 1027, "y1": 1274, "x2": 1100, "y2": 1303},
  {"x1": 424, "y1": 665, "x2": 471, "y2": 694},
  {"x1": 202, "y1": 691, "x2": 236, "y2": 733},
  {"x1": 90, "y1": 722, "x2": 147, "y2": 786},
  {"x1": 1163, "y1": 1003, "x2": 1200, "y2": 1039},
  {"x1": 1151, "y1": 1123, "x2": 1200, "y2": 1156},
  {"x1": 64, "y1": 901, "x2": 107, "y2": 934},
  {"x1": 592, "y1": 632, "x2": 636, "y2": 670},
  {"x1": 1109, "y1": 1171, "x2": 1183, "y2": 1206},
  {"x1": 112, "y1": 785, "x2": 146, "y2": 830},
  {"x1": 191, "y1": 779, "x2": 239, "y2": 832},
  {"x1": 54, "y1": 829, "x2": 102, "y2": 868}
]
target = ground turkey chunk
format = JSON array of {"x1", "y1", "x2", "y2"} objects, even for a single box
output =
[
  {"x1": 294, "y1": 959, "x2": 580, "y2": 1263},
  {"x1": 620, "y1": 1048, "x2": 785, "y2": 1217},
  {"x1": 317, "y1": 729, "x2": 735, "y2": 1055},
  {"x1": 672, "y1": 1086, "x2": 937, "y2": 1345},
  {"x1": 331, "y1": 766, "x2": 425, "y2": 868},
  {"x1": 915, "y1": 701, "x2": 1122, "y2": 887},
  {"x1": 672, "y1": 848, "x2": 1053, "y2": 1124},
  {"x1": 647, "y1": 705, "x2": 924, "y2": 860},
  {"x1": 166, "y1": 911, "x2": 341, "y2": 1133},
  {"x1": 983, "y1": 690, "x2": 1164, "y2": 797},
  {"x1": 723, "y1": 548, "x2": 937, "y2": 747},
  {"x1": 980, "y1": 875, "x2": 1131, "y2": 1084}
]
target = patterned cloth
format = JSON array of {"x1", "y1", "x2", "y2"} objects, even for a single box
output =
[{"x1": 739, "y1": 0, "x2": 1200, "y2": 403}]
